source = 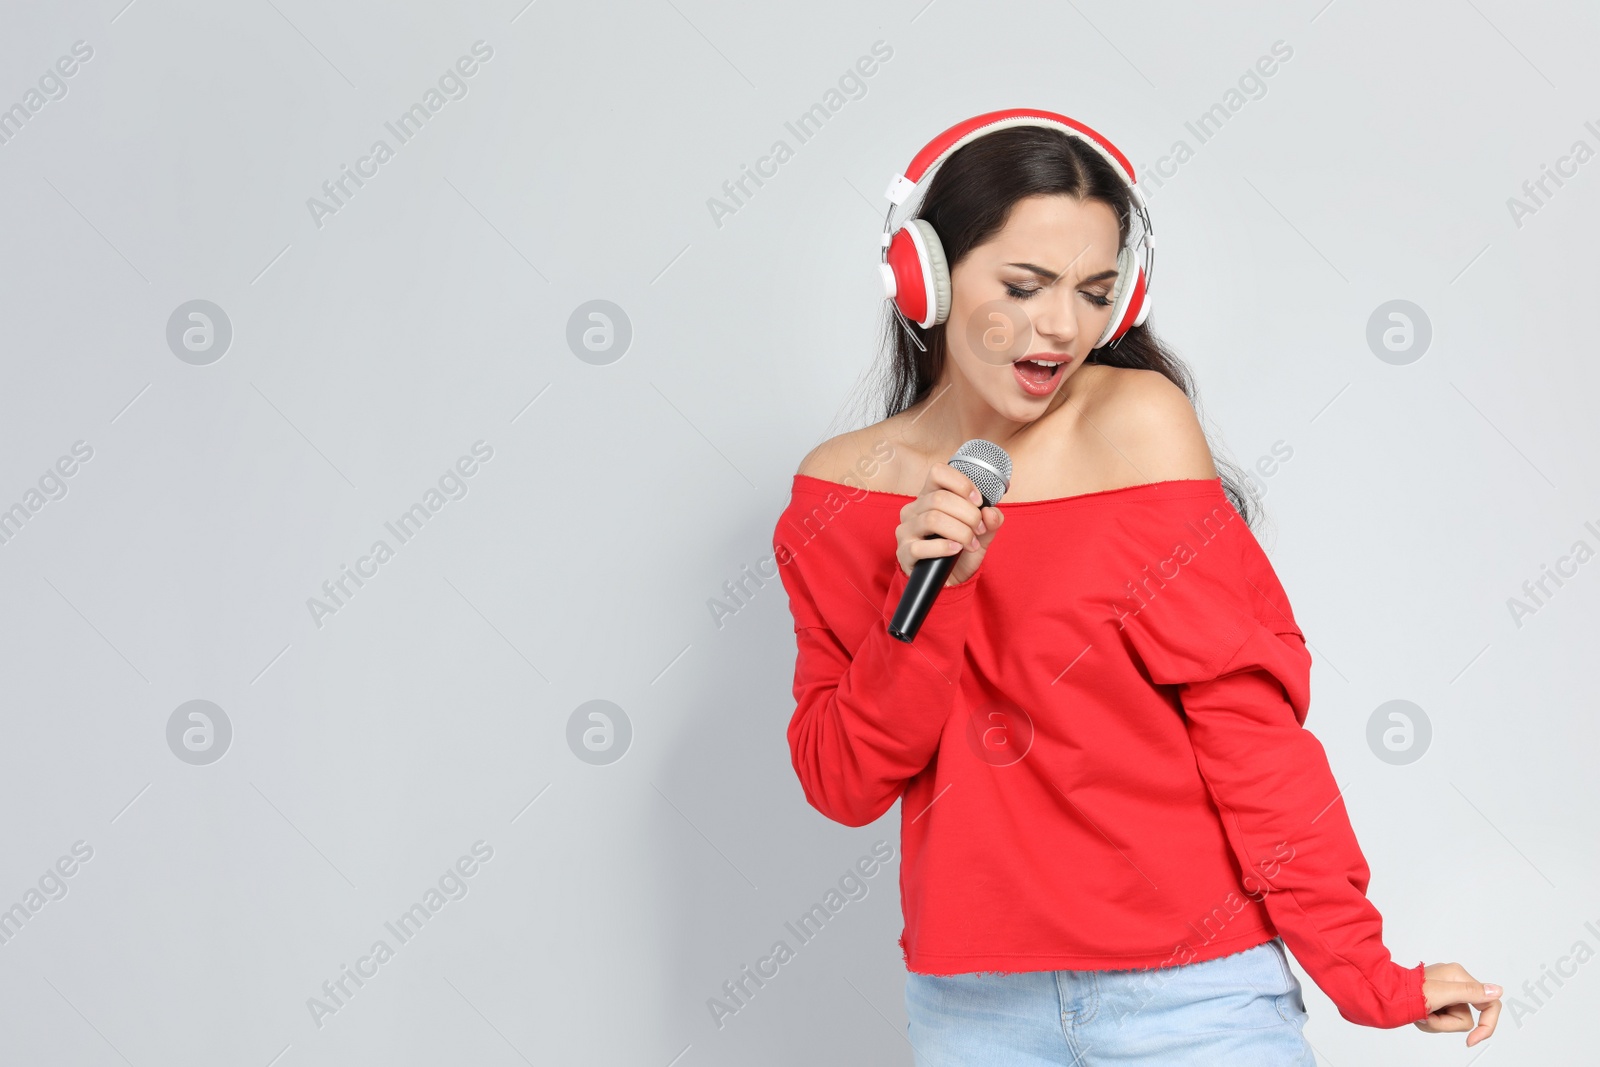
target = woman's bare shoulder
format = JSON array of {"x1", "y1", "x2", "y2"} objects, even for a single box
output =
[
  {"x1": 796, "y1": 416, "x2": 923, "y2": 493},
  {"x1": 1084, "y1": 366, "x2": 1217, "y2": 481}
]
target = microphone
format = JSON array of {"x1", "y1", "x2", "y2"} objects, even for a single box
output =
[{"x1": 887, "y1": 439, "x2": 1012, "y2": 643}]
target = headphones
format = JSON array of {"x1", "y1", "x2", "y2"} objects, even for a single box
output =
[{"x1": 878, "y1": 108, "x2": 1155, "y2": 352}]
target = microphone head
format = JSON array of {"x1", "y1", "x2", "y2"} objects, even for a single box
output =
[{"x1": 950, "y1": 439, "x2": 1011, "y2": 505}]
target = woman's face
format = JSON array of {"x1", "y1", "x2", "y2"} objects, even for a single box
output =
[{"x1": 943, "y1": 193, "x2": 1124, "y2": 419}]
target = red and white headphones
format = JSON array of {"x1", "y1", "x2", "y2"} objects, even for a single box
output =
[{"x1": 878, "y1": 107, "x2": 1156, "y2": 351}]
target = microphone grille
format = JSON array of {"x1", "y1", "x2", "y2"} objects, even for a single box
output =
[{"x1": 950, "y1": 439, "x2": 1012, "y2": 504}]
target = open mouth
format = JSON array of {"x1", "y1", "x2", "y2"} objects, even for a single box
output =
[{"x1": 1012, "y1": 355, "x2": 1068, "y2": 394}]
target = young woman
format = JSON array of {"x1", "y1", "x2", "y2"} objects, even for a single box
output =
[{"x1": 772, "y1": 111, "x2": 1501, "y2": 1064}]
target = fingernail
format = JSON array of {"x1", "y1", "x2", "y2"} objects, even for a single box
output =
[
  {"x1": 977, "y1": 520, "x2": 986, "y2": 534},
  {"x1": 969, "y1": 490, "x2": 980, "y2": 504},
  {"x1": 1485, "y1": 984, "x2": 1502, "y2": 997}
]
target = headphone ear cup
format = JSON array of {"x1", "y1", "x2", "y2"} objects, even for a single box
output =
[
  {"x1": 1131, "y1": 277, "x2": 1152, "y2": 327},
  {"x1": 1095, "y1": 243, "x2": 1137, "y2": 349},
  {"x1": 910, "y1": 219, "x2": 953, "y2": 327}
]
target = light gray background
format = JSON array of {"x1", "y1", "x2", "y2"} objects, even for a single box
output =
[{"x1": 0, "y1": 0, "x2": 1592, "y2": 1063}]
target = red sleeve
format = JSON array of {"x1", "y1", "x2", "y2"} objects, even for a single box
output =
[
  {"x1": 780, "y1": 555, "x2": 981, "y2": 828},
  {"x1": 1115, "y1": 499, "x2": 1429, "y2": 1029}
]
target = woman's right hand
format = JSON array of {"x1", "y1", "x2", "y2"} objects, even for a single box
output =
[{"x1": 894, "y1": 462, "x2": 1005, "y2": 587}]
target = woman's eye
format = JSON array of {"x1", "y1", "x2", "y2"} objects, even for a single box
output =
[{"x1": 1006, "y1": 283, "x2": 1113, "y2": 308}]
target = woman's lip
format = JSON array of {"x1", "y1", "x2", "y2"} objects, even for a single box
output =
[
  {"x1": 1013, "y1": 353, "x2": 1073, "y2": 363},
  {"x1": 1012, "y1": 359, "x2": 1064, "y2": 396}
]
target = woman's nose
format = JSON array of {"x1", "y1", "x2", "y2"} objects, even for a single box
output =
[{"x1": 1030, "y1": 289, "x2": 1079, "y2": 347}]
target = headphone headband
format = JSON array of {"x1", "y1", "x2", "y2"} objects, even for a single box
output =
[{"x1": 884, "y1": 107, "x2": 1137, "y2": 208}]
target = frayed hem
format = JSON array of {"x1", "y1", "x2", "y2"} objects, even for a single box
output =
[
  {"x1": 908, "y1": 967, "x2": 1037, "y2": 978},
  {"x1": 902, "y1": 932, "x2": 1282, "y2": 978}
]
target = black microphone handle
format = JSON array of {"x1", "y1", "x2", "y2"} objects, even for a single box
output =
[{"x1": 887, "y1": 536, "x2": 961, "y2": 643}]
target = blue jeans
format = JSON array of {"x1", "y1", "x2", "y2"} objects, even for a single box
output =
[{"x1": 904, "y1": 938, "x2": 1315, "y2": 1066}]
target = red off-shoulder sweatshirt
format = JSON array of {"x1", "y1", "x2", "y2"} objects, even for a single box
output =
[{"x1": 772, "y1": 472, "x2": 1429, "y2": 1030}]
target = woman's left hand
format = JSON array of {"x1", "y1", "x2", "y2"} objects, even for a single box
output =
[{"x1": 1415, "y1": 962, "x2": 1502, "y2": 1046}]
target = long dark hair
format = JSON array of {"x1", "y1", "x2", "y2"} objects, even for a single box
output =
[{"x1": 872, "y1": 124, "x2": 1262, "y2": 530}]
